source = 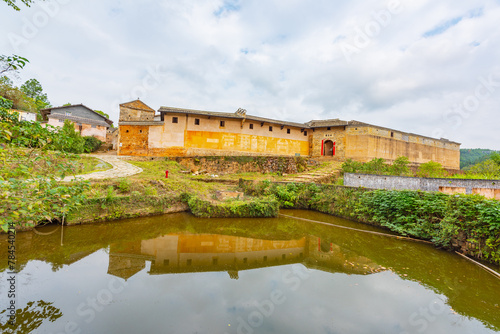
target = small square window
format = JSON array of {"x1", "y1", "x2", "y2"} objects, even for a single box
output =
[
  {"x1": 287, "y1": 129, "x2": 290, "y2": 134},
  {"x1": 391, "y1": 131, "x2": 394, "y2": 138},
  {"x1": 172, "y1": 117, "x2": 178, "y2": 123},
  {"x1": 212, "y1": 258, "x2": 218, "y2": 265},
  {"x1": 220, "y1": 120, "x2": 225, "y2": 127},
  {"x1": 304, "y1": 131, "x2": 307, "y2": 136},
  {"x1": 195, "y1": 118, "x2": 200, "y2": 125},
  {"x1": 91, "y1": 125, "x2": 97, "y2": 128},
  {"x1": 243, "y1": 258, "x2": 248, "y2": 263},
  {"x1": 269, "y1": 126, "x2": 273, "y2": 132},
  {"x1": 65, "y1": 112, "x2": 71, "y2": 116},
  {"x1": 249, "y1": 124, "x2": 253, "y2": 129},
  {"x1": 327, "y1": 127, "x2": 331, "y2": 130},
  {"x1": 187, "y1": 259, "x2": 192, "y2": 266}
]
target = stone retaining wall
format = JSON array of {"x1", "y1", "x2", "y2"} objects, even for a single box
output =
[{"x1": 344, "y1": 173, "x2": 500, "y2": 199}]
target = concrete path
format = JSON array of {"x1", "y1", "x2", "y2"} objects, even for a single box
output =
[{"x1": 61, "y1": 154, "x2": 143, "y2": 181}]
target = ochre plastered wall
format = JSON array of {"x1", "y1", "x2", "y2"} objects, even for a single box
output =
[
  {"x1": 181, "y1": 116, "x2": 309, "y2": 156},
  {"x1": 117, "y1": 103, "x2": 460, "y2": 168},
  {"x1": 118, "y1": 125, "x2": 149, "y2": 156},
  {"x1": 344, "y1": 126, "x2": 460, "y2": 169}
]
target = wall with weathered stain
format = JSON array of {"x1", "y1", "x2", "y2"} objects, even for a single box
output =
[
  {"x1": 118, "y1": 125, "x2": 149, "y2": 155},
  {"x1": 344, "y1": 126, "x2": 460, "y2": 170},
  {"x1": 122, "y1": 111, "x2": 311, "y2": 157},
  {"x1": 182, "y1": 115, "x2": 309, "y2": 156},
  {"x1": 311, "y1": 127, "x2": 346, "y2": 158},
  {"x1": 344, "y1": 173, "x2": 500, "y2": 200},
  {"x1": 117, "y1": 101, "x2": 460, "y2": 167},
  {"x1": 119, "y1": 100, "x2": 155, "y2": 122}
]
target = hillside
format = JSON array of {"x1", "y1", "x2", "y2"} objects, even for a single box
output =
[{"x1": 460, "y1": 148, "x2": 498, "y2": 169}]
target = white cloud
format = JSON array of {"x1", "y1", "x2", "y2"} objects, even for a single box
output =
[{"x1": 1, "y1": 0, "x2": 499, "y2": 148}]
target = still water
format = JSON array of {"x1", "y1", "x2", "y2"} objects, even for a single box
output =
[{"x1": 0, "y1": 210, "x2": 499, "y2": 334}]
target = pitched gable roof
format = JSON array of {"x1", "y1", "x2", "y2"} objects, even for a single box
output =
[
  {"x1": 40, "y1": 104, "x2": 113, "y2": 126},
  {"x1": 120, "y1": 100, "x2": 155, "y2": 112}
]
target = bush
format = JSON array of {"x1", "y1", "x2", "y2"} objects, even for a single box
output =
[
  {"x1": 51, "y1": 120, "x2": 85, "y2": 154},
  {"x1": 389, "y1": 156, "x2": 410, "y2": 176},
  {"x1": 0, "y1": 96, "x2": 13, "y2": 109},
  {"x1": 117, "y1": 178, "x2": 130, "y2": 193},
  {"x1": 83, "y1": 136, "x2": 103, "y2": 153},
  {"x1": 361, "y1": 158, "x2": 388, "y2": 175},
  {"x1": 417, "y1": 161, "x2": 447, "y2": 178},
  {"x1": 341, "y1": 159, "x2": 364, "y2": 174},
  {"x1": 187, "y1": 195, "x2": 279, "y2": 218}
]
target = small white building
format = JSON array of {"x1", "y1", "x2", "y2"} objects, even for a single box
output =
[{"x1": 10, "y1": 109, "x2": 37, "y2": 122}]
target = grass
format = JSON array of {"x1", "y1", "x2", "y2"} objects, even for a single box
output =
[
  {"x1": 87, "y1": 159, "x2": 232, "y2": 201},
  {"x1": 0, "y1": 147, "x2": 112, "y2": 179},
  {"x1": 76, "y1": 156, "x2": 112, "y2": 174}
]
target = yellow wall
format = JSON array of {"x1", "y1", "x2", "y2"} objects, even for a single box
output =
[
  {"x1": 184, "y1": 130, "x2": 309, "y2": 156},
  {"x1": 345, "y1": 132, "x2": 460, "y2": 169},
  {"x1": 143, "y1": 113, "x2": 310, "y2": 156}
]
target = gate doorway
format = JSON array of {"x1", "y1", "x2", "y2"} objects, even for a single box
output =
[{"x1": 323, "y1": 140, "x2": 335, "y2": 156}]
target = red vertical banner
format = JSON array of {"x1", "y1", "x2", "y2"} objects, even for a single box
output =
[
  {"x1": 321, "y1": 140, "x2": 324, "y2": 156},
  {"x1": 333, "y1": 142, "x2": 336, "y2": 156}
]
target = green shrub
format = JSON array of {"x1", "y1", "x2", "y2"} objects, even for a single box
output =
[
  {"x1": 361, "y1": 158, "x2": 388, "y2": 175},
  {"x1": 187, "y1": 195, "x2": 279, "y2": 218},
  {"x1": 83, "y1": 136, "x2": 103, "y2": 153},
  {"x1": 389, "y1": 156, "x2": 410, "y2": 176},
  {"x1": 117, "y1": 178, "x2": 130, "y2": 193},
  {"x1": 105, "y1": 186, "x2": 116, "y2": 202},
  {"x1": 341, "y1": 159, "x2": 364, "y2": 174},
  {"x1": 417, "y1": 161, "x2": 447, "y2": 178}
]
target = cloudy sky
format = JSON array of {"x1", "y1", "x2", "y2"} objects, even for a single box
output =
[{"x1": 1, "y1": 0, "x2": 499, "y2": 149}]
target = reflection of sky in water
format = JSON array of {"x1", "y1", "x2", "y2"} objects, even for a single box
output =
[{"x1": 2, "y1": 249, "x2": 494, "y2": 334}]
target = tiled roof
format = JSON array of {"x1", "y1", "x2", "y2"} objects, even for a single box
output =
[
  {"x1": 40, "y1": 104, "x2": 113, "y2": 125},
  {"x1": 158, "y1": 106, "x2": 460, "y2": 144},
  {"x1": 306, "y1": 119, "x2": 349, "y2": 128},
  {"x1": 48, "y1": 114, "x2": 110, "y2": 128},
  {"x1": 159, "y1": 106, "x2": 308, "y2": 128}
]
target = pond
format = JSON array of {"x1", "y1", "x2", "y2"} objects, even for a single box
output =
[{"x1": 1, "y1": 210, "x2": 499, "y2": 333}]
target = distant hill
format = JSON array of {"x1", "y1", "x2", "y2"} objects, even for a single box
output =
[{"x1": 460, "y1": 148, "x2": 498, "y2": 169}]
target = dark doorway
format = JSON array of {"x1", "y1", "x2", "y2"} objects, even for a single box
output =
[{"x1": 323, "y1": 140, "x2": 335, "y2": 156}]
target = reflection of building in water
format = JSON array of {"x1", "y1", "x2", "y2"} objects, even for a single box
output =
[{"x1": 107, "y1": 234, "x2": 383, "y2": 280}]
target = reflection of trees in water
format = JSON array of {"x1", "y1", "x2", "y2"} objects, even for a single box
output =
[{"x1": 0, "y1": 301, "x2": 62, "y2": 334}]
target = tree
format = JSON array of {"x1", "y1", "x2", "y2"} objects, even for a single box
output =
[
  {"x1": 0, "y1": 54, "x2": 29, "y2": 75},
  {"x1": 0, "y1": 76, "x2": 38, "y2": 112},
  {"x1": 389, "y1": 156, "x2": 410, "y2": 176},
  {"x1": 21, "y1": 78, "x2": 51, "y2": 110},
  {"x1": 491, "y1": 152, "x2": 500, "y2": 166},
  {"x1": 469, "y1": 160, "x2": 500, "y2": 178},
  {"x1": 3, "y1": 0, "x2": 34, "y2": 11},
  {"x1": 93, "y1": 109, "x2": 110, "y2": 119}
]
